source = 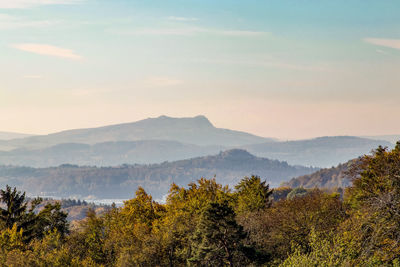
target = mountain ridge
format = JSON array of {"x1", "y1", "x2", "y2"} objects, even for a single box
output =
[
  {"x1": 0, "y1": 131, "x2": 35, "y2": 141},
  {"x1": 243, "y1": 136, "x2": 393, "y2": 168},
  {"x1": 0, "y1": 115, "x2": 274, "y2": 151},
  {"x1": 283, "y1": 159, "x2": 357, "y2": 189},
  {"x1": 0, "y1": 136, "x2": 393, "y2": 168},
  {"x1": 0, "y1": 149, "x2": 316, "y2": 199}
]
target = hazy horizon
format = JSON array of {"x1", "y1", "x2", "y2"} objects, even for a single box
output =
[
  {"x1": 2, "y1": 0, "x2": 400, "y2": 139},
  {"x1": 1, "y1": 114, "x2": 399, "y2": 142}
]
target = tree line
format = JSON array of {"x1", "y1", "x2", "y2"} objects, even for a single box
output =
[{"x1": 0, "y1": 142, "x2": 399, "y2": 266}]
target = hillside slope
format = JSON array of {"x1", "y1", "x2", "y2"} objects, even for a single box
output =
[
  {"x1": 0, "y1": 135, "x2": 392, "y2": 168},
  {"x1": 243, "y1": 136, "x2": 392, "y2": 167},
  {"x1": 283, "y1": 160, "x2": 356, "y2": 189},
  {"x1": 0, "y1": 149, "x2": 316, "y2": 199}
]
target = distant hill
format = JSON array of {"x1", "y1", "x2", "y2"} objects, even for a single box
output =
[
  {"x1": 0, "y1": 131, "x2": 34, "y2": 141},
  {"x1": 0, "y1": 115, "x2": 274, "y2": 151},
  {"x1": 0, "y1": 140, "x2": 224, "y2": 167},
  {"x1": 283, "y1": 160, "x2": 356, "y2": 189},
  {"x1": 0, "y1": 118, "x2": 393, "y2": 169},
  {"x1": 362, "y1": 135, "x2": 400, "y2": 144},
  {"x1": 243, "y1": 136, "x2": 393, "y2": 168},
  {"x1": 0, "y1": 135, "x2": 392, "y2": 168},
  {"x1": 0, "y1": 149, "x2": 316, "y2": 200}
]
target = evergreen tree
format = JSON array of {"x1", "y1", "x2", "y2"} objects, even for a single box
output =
[
  {"x1": 33, "y1": 202, "x2": 69, "y2": 239},
  {"x1": 0, "y1": 186, "x2": 69, "y2": 243},
  {"x1": 0, "y1": 186, "x2": 28, "y2": 230},
  {"x1": 189, "y1": 201, "x2": 248, "y2": 266},
  {"x1": 235, "y1": 175, "x2": 273, "y2": 213}
]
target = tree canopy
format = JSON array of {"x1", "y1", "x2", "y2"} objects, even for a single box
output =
[{"x1": 0, "y1": 143, "x2": 399, "y2": 266}]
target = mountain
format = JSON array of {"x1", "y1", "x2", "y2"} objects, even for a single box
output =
[
  {"x1": 243, "y1": 136, "x2": 393, "y2": 168},
  {"x1": 0, "y1": 118, "x2": 392, "y2": 169},
  {"x1": 0, "y1": 149, "x2": 317, "y2": 200},
  {"x1": 0, "y1": 140, "x2": 224, "y2": 167},
  {"x1": 0, "y1": 131, "x2": 34, "y2": 141},
  {"x1": 283, "y1": 160, "x2": 356, "y2": 189},
  {"x1": 0, "y1": 135, "x2": 391, "y2": 168},
  {"x1": 0, "y1": 115, "x2": 274, "y2": 151}
]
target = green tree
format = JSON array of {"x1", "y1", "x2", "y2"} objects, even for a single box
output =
[
  {"x1": 234, "y1": 175, "x2": 273, "y2": 214},
  {"x1": 0, "y1": 186, "x2": 40, "y2": 243},
  {"x1": 279, "y1": 229, "x2": 351, "y2": 267},
  {"x1": 155, "y1": 178, "x2": 233, "y2": 266},
  {"x1": 339, "y1": 142, "x2": 400, "y2": 264},
  {"x1": 271, "y1": 186, "x2": 293, "y2": 201},
  {"x1": 0, "y1": 224, "x2": 24, "y2": 255},
  {"x1": 0, "y1": 186, "x2": 28, "y2": 229},
  {"x1": 0, "y1": 186, "x2": 68, "y2": 244},
  {"x1": 33, "y1": 202, "x2": 69, "y2": 239},
  {"x1": 104, "y1": 187, "x2": 166, "y2": 266},
  {"x1": 286, "y1": 187, "x2": 308, "y2": 200},
  {"x1": 242, "y1": 190, "x2": 345, "y2": 262},
  {"x1": 82, "y1": 209, "x2": 108, "y2": 264},
  {"x1": 189, "y1": 201, "x2": 248, "y2": 267}
]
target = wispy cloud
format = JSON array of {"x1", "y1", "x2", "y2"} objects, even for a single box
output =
[
  {"x1": 375, "y1": 49, "x2": 389, "y2": 55},
  {"x1": 167, "y1": 16, "x2": 198, "y2": 22},
  {"x1": 0, "y1": 14, "x2": 54, "y2": 29},
  {"x1": 143, "y1": 76, "x2": 184, "y2": 87},
  {"x1": 110, "y1": 26, "x2": 268, "y2": 37},
  {"x1": 12, "y1": 43, "x2": 82, "y2": 60},
  {"x1": 0, "y1": 0, "x2": 83, "y2": 9},
  {"x1": 193, "y1": 58, "x2": 329, "y2": 72},
  {"x1": 364, "y1": 38, "x2": 400, "y2": 50}
]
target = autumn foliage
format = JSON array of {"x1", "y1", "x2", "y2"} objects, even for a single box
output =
[{"x1": 0, "y1": 143, "x2": 399, "y2": 266}]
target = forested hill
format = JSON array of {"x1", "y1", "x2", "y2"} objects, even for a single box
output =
[
  {"x1": 284, "y1": 160, "x2": 356, "y2": 189},
  {"x1": 0, "y1": 135, "x2": 391, "y2": 168},
  {"x1": 0, "y1": 140, "x2": 224, "y2": 167},
  {"x1": 0, "y1": 149, "x2": 316, "y2": 200},
  {"x1": 243, "y1": 136, "x2": 393, "y2": 167}
]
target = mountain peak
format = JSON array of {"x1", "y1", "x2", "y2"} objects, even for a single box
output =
[
  {"x1": 151, "y1": 115, "x2": 214, "y2": 128},
  {"x1": 193, "y1": 115, "x2": 213, "y2": 126},
  {"x1": 219, "y1": 149, "x2": 255, "y2": 160},
  {"x1": 0, "y1": 115, "x2": 272, "y2": 150}
]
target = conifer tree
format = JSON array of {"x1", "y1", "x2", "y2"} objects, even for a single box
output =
[
  {"x1": 0, "y1": 186, "x2": 28, "y2": 230},
  {"x1": 189, "y1": 201, "x2": 248, "y2": 266},
  {"x1": 235, "y1": 175, "x2": 273, "y2": 213}
]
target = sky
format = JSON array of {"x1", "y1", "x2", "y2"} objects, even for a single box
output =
[{"x1": 1, "y1": 0, "x2": 400, "y2": 140}]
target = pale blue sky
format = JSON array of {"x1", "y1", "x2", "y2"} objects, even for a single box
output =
[{"x1": 1, "y1": 0, "x2": 400, "y2": 139}]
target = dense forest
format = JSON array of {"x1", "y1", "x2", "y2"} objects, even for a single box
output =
[
  {"x1": 0, "y1": 143, "x2": 399, "y2": 266},
  {"x1": 284, "y1": 159, "x2": 355, "y2": 189},
  {"x1": 0, "y1": 149, "x2": 315, "y2": 199}
]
